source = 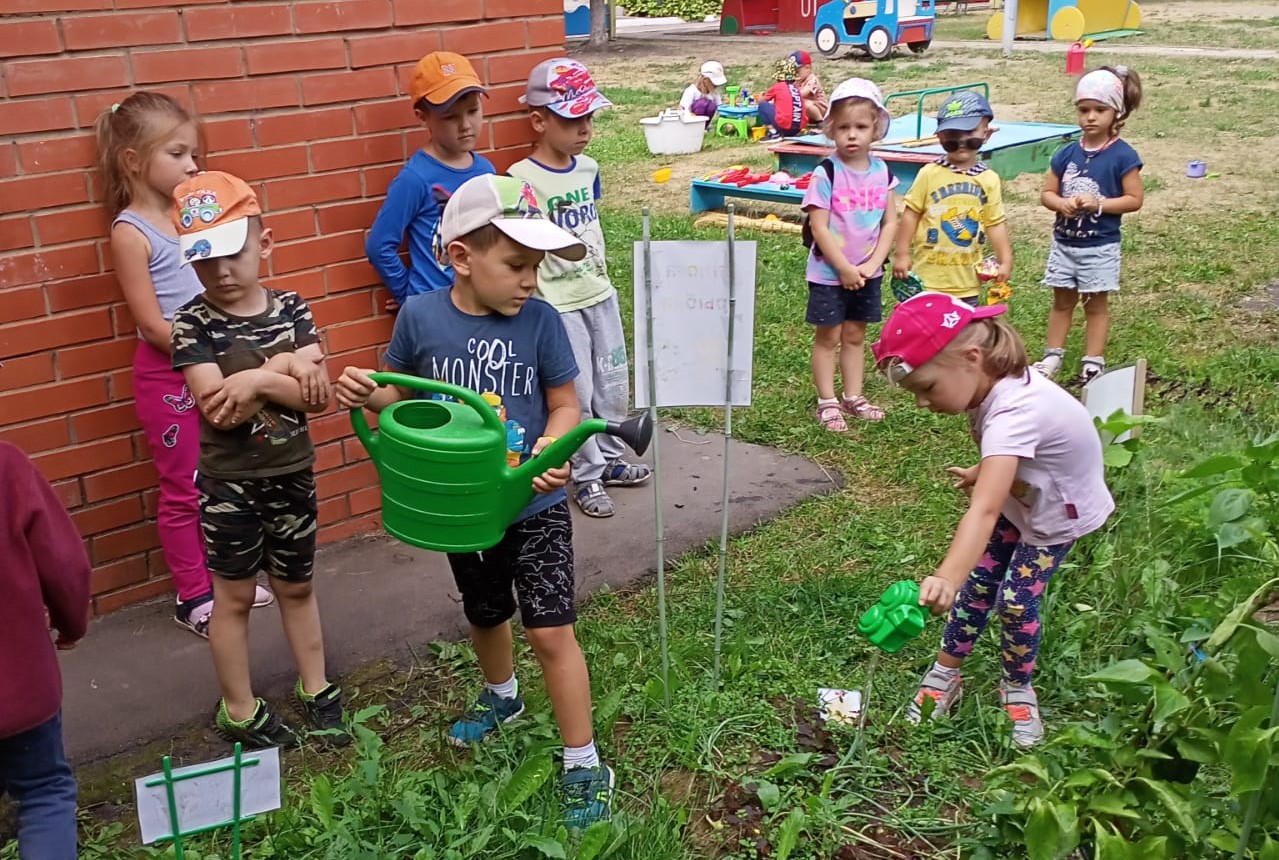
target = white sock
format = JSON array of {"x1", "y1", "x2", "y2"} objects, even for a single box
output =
[
  {"x1": 563, "y1": 739, "x2": 600, "y2": 771},
  {"x1": 931, "y1": 661, "x2": 960, "y2": 678},
  {"x1": 485, "y1": 675, "x2": 518, "y2": 700}
]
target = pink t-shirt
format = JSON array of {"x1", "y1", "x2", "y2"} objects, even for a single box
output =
[
  {"x1": 802, "y1": 156, "x2": 898, "y2": 284},
  {"x1": 968, "y1": 370, "x2": 1114, "y2": 545}
]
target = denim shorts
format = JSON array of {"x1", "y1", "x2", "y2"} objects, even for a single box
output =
[
  {"x1": 806, "y1": 277, "x2": 884, "y2": 326},
  {"x1": 1042, "y1": 240, "x2": 1121, "y2": 293}
]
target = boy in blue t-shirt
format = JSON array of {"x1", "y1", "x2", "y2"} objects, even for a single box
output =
[
  {"x1": 365, "y1": 51, "x2": 495, "y2": 309},
  {"x1": 337, "y1": 175, "x2": 614, "y2": 832}
]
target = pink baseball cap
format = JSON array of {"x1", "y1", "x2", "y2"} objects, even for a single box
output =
[
  {"x1": 825, "y1": 77, "x2": 891, "y2": 130},
  {"x1": 871, "y1": 292, "x2": 1007, "y2": 376}
]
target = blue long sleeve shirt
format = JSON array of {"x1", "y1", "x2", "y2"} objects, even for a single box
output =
[{"x1": 365, "y1": 150, "x2": 496, "y2": 302}]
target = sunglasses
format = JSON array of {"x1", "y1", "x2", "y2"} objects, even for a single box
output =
[{"x1": 939, "y1": 137, "x2": 986, "y2": 153}]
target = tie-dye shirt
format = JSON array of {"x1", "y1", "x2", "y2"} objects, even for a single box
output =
[{"x1": 802, "y1": 156, "x2": 898, "y2": 285}]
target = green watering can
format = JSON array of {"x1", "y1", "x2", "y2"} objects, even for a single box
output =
[
  {"x1": 857, "y1": 581, "x2": 928, "y2": 654},
  {"x1": 349, "y1": 373, "x2": 653, "y2": 553}
]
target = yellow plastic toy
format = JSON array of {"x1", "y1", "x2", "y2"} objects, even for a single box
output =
[{"x1": 987, "y1": 0, "x2": 1140, "y2": 42}]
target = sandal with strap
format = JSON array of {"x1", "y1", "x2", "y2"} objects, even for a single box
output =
[
  {"x1": 840, "y1": 395, "x2": 885, "y2": 422},
  {"x1": 574, "y1": 480, "x2": 615, "y2": 518},
  {"x1": 816, "y1": 401, "x2": 846, "y2": 432}
]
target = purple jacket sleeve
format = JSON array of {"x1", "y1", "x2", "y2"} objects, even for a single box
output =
[{"x1": 17, "y1": 451, "x2": 92, "y2": 641}]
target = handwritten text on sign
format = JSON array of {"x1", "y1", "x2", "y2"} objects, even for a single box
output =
[{"x1": 632, "y1": 240, "x2": 756, "y2": 408}]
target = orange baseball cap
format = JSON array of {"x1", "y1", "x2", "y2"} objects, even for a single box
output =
[
  {"x1": 410, "y1": 51, "x2": 487, "y2": 108},
  {"x1": 172, "y1": 171, "x2": 261, "y2": 266}
]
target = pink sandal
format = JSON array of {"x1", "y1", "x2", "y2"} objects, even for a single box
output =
[
  {"x1": 816, "y1": 400, "x2": 847, "y2": 432},
  {"x1": 840, "y1": 395, "x2": 884, "y2": 422}
]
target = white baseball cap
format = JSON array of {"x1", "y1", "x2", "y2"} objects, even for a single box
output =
[
  {"x1": 700, "y1": 60, "x2": 727, "y2": 87},
  {"x1": 441, "y1": 175, "x2": 586, "y2": 261},
  {"x1": 826, "y1": 77, "x2": 892, "y2": 131}
]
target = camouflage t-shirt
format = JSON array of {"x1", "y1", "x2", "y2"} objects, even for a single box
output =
[{"x1": 171, "y1": 289, "x2": 319, "y2": 480}]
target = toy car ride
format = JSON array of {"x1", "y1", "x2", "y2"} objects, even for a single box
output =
[{"x1": 814, "y1": 0, "x2": 936, "y2": 61}]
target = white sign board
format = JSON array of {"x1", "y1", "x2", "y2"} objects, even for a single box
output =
[
  {"x1": 632, "y1": 240, "x2": 756, "y2": 408},
  {"x1": 1082, "y1": 359, "x2": 1147, "y2": 443},
  {"x1": 135, "y1": 746, "x2": 281, "y2": 844}
]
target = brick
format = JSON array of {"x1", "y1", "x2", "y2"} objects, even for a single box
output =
[
  {"x1": 261, "y1": 207, "x2": 316, "y2": 243},
  {"x1": 487, "y1": 0, "x2": 561, "y2": 15},
  {"x1": 93, "y1": 576, "x2": 173, "y2": 615},
  {"x1": 184, "y1": 4, "x2": 293, "y2": 42},
  {"x1": 317, "y1": 199, "x2": 382, "y2": 234},
  {"x1": 0, "y1": 216, "x2": 34, "y2": 253},
  {"x1": 314, "y1": 440, "x2": 344, "y2": 473},
  {"x1": 272, "y1": 230, "x2": 365, "y2": 274},
  {"x1": 0, "y1": 376, "x2": 108, "y2": 424},
  {"x1": 486, "y1": 82, "x2": 526, "y2": 117},
  {"x1": 0, "y1": 144, "x2": 15, "y2": 179},
  {"x1": 362, "y1": 164, "x2": 401, "y2": 196},
  {"x1": 309, "y1": 412, "x2": 353, "y2": 445},
  {"x1": 246, "y1": 37, "x2": 347, "y2": 75},
  {"x1": 0, "y1": 308, "x2": 112, "y2": 361},
  {"x1": 527, "y1": 17, "x2": 566, "y2": 48},
  {"x1": 36, "y1": 436, "x2": 134, "y2": 482},
  {"x1": 0, "y1": 245, "x2": 100, "y2": 288},
  {"x1": 490, "y1": 115, "x2": 536, "y2": 149},
  {"x1": 0, "y1": 416, "x2": 71, "y2": 455},
  {"x1": 110, "y1": 304, "x2": 136, "y2": 337},
  {"x1": 323, "y1": 315, "x2": 393, "y2": 353},
  {"x1": 263, "y1": 170, "x2": 362, "y2": 210},
  {"x1": 92, "y1": 520, "x2": 160, "y2": 564},
  {"x1": 73, "y1": 85, "x2": 191, "y2": 130},
  {"x1": 0, "y1": 353, "x2": 55, "y2": 391},
  {"x1": 317, "y1": 494, "x2": 350, "y2": 526},
  {"x1": 266, "y1": 269, "x2": 325, "y2": 300},
  {"x1": 202, "y1": 118, "x2": 254, "y2": 153},
  {"x1": 324, "y1": 258, "x2": 380, "y2": 293},
  {"x1": 210, "y1": 145, "x2": 309, "y2": 183},
  {"x1": 0, "y1": 286, "x2": 46, "y2": 324},
  {"x1": 353, "y1": 100, "x2": 417, "y2": 134},
  {"x1": 302, "y1": 68, "x2": 396, "y2": 107},
  {"x1": 0, "y1": 99, "x2": 75, "y2": 135},
  {"x1": 90, "y1": 554, "x2": 149, "y2": 594},
  {"x1": 252, "y1": 106, "x2": 352, "y2": 148},
  {"x1": 0, "y1": 19, "x2": 61, "y2": 58},
  {"x1": 294, "y1": 0, "x2": 392, "y2": 34},
  {"x1": 141, "y1": 488, "x2": 159, "y2": 518},
  {"x1": 71, "y1": 402, "x2": 140, "y2": 442},
  {"x1": 341, "y1": 436, "x2": 369, "y2": 463},
  {"x1": 487, "y1": 144, "x2": 533, "y2": 174},
  {"x1": 44, "y1": 274, "x2": 117, "y2": 316},
  {"x1": 109, "y1": 368, "x2": 134, "y2": 400},
  {"x1": 63, "y1": 12, "x2": 180, "y2": 50},
  {"x1": 193, "y1": 77, "x2": 300, "y2": 114},
  {"x1": 392, "y1": 0, "x2": 476, "y2": 25},
  {"x1": 315, "y1": 460, "x2": 377, "y2": 498},
  {"x1": 34, "y1": 208, "x2": 108, "y2": 247},
  {"x1": 74, "y1": 494, "x2": 142, "y2": 538},
  {"x1": 132, "y1": 46, "x2": 244, "y2": 84},
  {"x1": 441, "y1": 20, "x2": 527, "y2": 54},
  {"x1": 348, "y1": 483, "x2": 381, "y2": 514},
  {"x1": 310, "y1": 291, "x2": 373, "y2": 328},
  {"x1": 0, "y1": 0, "x2": 109, "y2": 11},
  {"x1": 319, "y1": 511, "x2": 380, "y2": 544},
  {"x1": 326, "y1": 345, "x2": 379, "y2": 378},
  {"x1": 82, "y1": 460, "x2": 158, "y2": 503},
  {"x1": 116, "y1": 0, "x2": 223, "y2": 7},
  {"x1": 311, "y1": 133, "x2": 403, "y2": 172},
  {"x1": 347, "y1": 30, "x2": 438, "y2": 68},
  {"x1": 49, "y1": 479, "x2": 82, "y2": 511},
  {"x1": 486, "y1": 49, "x2": 563, "y2": 85},
  {"x1": 7, "y1": 55, "x2": 129, "y2": 97},
  {"x1": 58, "y1": 338, "x2": 135, "y2": 379}
]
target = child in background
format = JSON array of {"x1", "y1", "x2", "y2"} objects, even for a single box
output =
[
  {"x1": 96, "y1": 91, "x2": 273, "y2": 638},
  {"x1": 171, "y1": 171, "x2": 347, "y2": 750},
  {"x1": 758, "y1": 56, "x2": 805, "y2": 140},
  {"x1": 0, "y1": 442, "x2": 92, "y2": 860},
  {"x1": 366, "y1": 52, "x2": 496, "y2": 310},
  {"x1": 1034, "y1": 67, "x2": 1144, "y2": 383},
  {"x1": 509, "y1": 58, "x2": 651, "y2": 519},
  {"x1": 803, "y1": 79, "x2": 899, "y2": 431},
  {"x1": 336, "y1": 175, "x2": 615, "y2": 832},
  {"x1": 872, "y1": 292, "x2": 1113, "y2": 746},
  {"x1": 679, "y1": 60, "x2": 728, "y2": 119},
  {"x1": 791, "y1": 50, "x2": 829, "y2": 127},
  {"x1": 894, "y1": 91, "x2": 1013, "y2": 307}
]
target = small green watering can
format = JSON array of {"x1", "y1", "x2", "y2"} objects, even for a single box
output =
[
  {"x1": 349, "y1": 373, "x2": 653, "y2": 553},
  {"x1": 857, "y1": 581, "x2": 928, "y2": 654}
]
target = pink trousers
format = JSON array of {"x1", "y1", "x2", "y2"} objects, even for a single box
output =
[{"x1": 132, "y1": 341, "x2": 211, "y2": 601}]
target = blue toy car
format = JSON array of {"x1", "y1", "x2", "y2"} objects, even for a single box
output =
[{"x1": 814, "y1": 0, "x2": 936, "y2": 61}]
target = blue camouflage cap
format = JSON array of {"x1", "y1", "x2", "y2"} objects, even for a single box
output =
[{"x1": 935, "y1": 90, "x2": 994, "y2": 133}]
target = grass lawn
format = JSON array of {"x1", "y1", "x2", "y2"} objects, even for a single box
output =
[{"x1": 51, "y1": 39, "x2": 1279, "y2": 860}]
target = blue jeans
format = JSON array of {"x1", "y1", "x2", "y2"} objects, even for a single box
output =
[{"x1": 0, "y1": 713, "x2": 77, "y2": 859}]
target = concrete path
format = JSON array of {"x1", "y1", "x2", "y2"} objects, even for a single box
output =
[{"x1": 59, "y1": 428, "x2": 836, "y2": 765}]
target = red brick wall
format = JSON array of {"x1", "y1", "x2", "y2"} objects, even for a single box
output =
[{"x1": 0, "y1": 0, "x2": 565, "y2": 615}]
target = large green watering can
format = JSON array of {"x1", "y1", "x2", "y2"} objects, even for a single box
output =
[{"x1": 349, "y1": 372, "x2": 653, "y2": 553}]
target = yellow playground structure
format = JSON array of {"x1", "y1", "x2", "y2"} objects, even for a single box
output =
[{"x1": 986, "y1": 0, "x2": 1141, "y2": 42}]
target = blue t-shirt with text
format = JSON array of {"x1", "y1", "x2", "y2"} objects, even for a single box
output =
[
  {"x1": 1050, "y1": 139, "x2": 1142, "y2": 247},
  {"x1": 383, "y1": 289, "x2": 579, "y2": 521},
  {"x1": 365, "y1": 150, "x2": 496, "y2": 302}
]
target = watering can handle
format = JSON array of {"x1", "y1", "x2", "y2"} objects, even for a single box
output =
[{"x1": 363, "y1": 372, "x2": 506, "y2": 436}]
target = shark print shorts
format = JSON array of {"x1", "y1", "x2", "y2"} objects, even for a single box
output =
[{"x1": 447, "y1": 502, "x2": 576, "y2": 629}]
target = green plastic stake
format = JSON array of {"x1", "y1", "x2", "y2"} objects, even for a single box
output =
[
  {"x1": 145, "y1": 741, "x2": 261, "y2": 860},
  {"x1": 857, "y1": 581, "x2": 928, "y2": 654}
]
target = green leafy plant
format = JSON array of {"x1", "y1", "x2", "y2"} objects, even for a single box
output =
[{"x1": 622, "y1": 0, "x2": 721, "y2": 21}]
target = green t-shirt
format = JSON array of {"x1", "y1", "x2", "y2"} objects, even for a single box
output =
[{"x1": 507, "y1": 155, "x2": 614, "y2": 312}]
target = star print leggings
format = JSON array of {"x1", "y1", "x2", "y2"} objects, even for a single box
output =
[{"x1": 940, "y1": 516, "x2": 1074, "y2": 686}]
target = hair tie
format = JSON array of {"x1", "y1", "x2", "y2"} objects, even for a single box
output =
[{"x1": 110, "y1": 103, "x2": 121, "y2": 114}]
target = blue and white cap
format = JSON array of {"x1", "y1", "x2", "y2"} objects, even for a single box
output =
[{"x1": 935, "y1": 90, "x2": 994, "y2": 133}]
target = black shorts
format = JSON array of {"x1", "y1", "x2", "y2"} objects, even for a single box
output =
[
  {"x1": 447, "y1": 502, "x2": 575, "y2": 629},
  {"x1": 806, "y1": 277, "x2": 884, "y2": 326},
  {"x1": 197, "y1": 471, "x2": 317, "y2": 582}
]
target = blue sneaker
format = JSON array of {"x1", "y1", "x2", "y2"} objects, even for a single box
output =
[
  {"x1": 447, "y1": 688, "x2": 525, "y2": 746},
  {"x1": 562, "y1": 762, "x2": 615, "y2": 832}
]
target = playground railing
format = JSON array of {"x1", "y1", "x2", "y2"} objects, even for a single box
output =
[{"x1": 883, "y1": 81, "x2": 991, "y2": 142}]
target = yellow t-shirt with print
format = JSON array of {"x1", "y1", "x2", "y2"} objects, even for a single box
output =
[{"x1": 902, "y1": 161, "x2": 1006, "y2": 299}]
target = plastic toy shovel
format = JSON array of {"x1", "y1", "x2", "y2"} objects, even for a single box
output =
[{"x1": 857, "y1": 581, "x2": 928, "y2": 653}]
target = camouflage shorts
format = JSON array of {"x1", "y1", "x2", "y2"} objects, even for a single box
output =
[{"x1": 197, "y1": 471, "x2": 317, "y2": 582}]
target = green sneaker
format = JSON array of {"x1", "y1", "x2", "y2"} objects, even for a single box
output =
[
  {"x1": 214, "y1": 698, "x2": 299, "y2": 750},
  {"x1": 561, "y1": 762, "x2": 615, "y2": 832},
  {"x1": 295, "y1": 679, "x2": 351, "y2": 747}
]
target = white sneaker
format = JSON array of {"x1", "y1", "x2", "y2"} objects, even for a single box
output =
[
  {"x1": 906, "y1": 664, "x2": 964, "y2": 724},
  {"x1": 1032, "y1": 351, "x2": 1064, "y2": 379},
  {"x1": 1079, "y1": 356, "x2": 1106, "y2": 384},
  {"x1": 1000, "y1": 682, "x2": 1045, "y2": 747},
  {"x1": 252, "y1": 584, "x2": 275, "y2": 608}
]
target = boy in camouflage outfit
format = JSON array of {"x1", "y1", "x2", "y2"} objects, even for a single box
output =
[{"x1": 170, "y1": 171, "x2": 347, "y2": 750}]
